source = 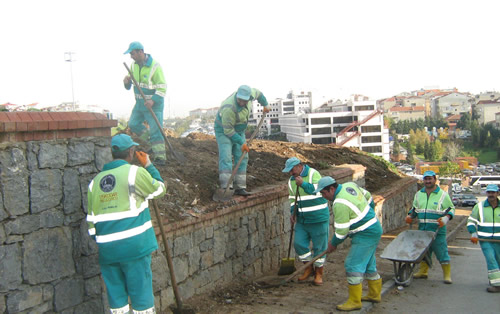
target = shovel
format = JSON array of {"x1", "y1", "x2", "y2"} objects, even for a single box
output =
[
  {"x1": 123, "y1": 62, "x2": 186, "y2": 163},
  {"x1": 212, "y1": 111, "x2": 267, "y2": 202},
  {"x1": 278, "y1": 186, "x2": 299, "y2": 275}
]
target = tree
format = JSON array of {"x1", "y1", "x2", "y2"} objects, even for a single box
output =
[
  {"x1": 457, "y1": 112, "x2": 471, "y2": 130},
  {"x1": 392, "y1": 135, "x2": 400, "y2": 156},
  {"x1": 434, "y1": 139, "x2": 444, "y2": 161},
  {"x1": 406, "y1": 144, "x2": 415, "y2": 166},
  {"x1": 439, "y1": 162, "x2": 461, "y2": 177},
  {"x1": 409, "y1": 129, "x2": 417, "y2": 146},
  {"x1": 416, "y1": 142, "x2": 424, "y2": 155},
  {"x1": 424, "y1": 139, "x2": 430, "y2": 160},
  {"x1": 443, "y1": 141, "x2": 462, "y2": 161},
  {"x1": 429, "y1": 141, "x2": 437, "y2": 161}
]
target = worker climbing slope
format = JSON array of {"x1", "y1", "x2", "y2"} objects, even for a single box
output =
[
  {"x1": 214, "y1": 85, "x2": 269, "y2": 196},
  {"x1": 123, "y1": 41, "x2": 167, "y2": 166}
]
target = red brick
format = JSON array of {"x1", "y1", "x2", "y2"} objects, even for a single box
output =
[
  {"x1": 85, "y1": 120, "x2": 98, "y2": 129},
  {"x1": 35, "y1": 121, "x2": 49, "y2": 131},
  {"x1": 16, "y1": 122, "x2": 28, "y2": 132},
  {"x1": 16, "y1": 112, "x2": 34, "y2": 122},
  {"x1": 66, "y1": 112, "x2": 80, "y2": 120},
  {"x1": 0, "y1": 123, "x2": 4, "y2": 132},
  {"x1": 38, "y1": 112, "x2": 53, "y2": 121},
  {"x1": 76, "y1": 120, "x2": 86, "y2": 129},
  {"x1": 28, "y1": 112, "x2": 43, "y2": 121},
  {"x1": 93, "y1": 112, "x2": 107, "y2": 120},
  {"x1": 56, "y1": 130, "x2": 76, "y2": 139},
  {"x1": 79, "y1": 129, "x2": 96, "y2": 137},
  {"x1": 58, "y1": 120, "x2": 69, "y2": 130},
  {"x1": 23, "y1": 132, "x2": 35, "y2": 141},
  {"x1": 4, "y1": 122, "x2": 16, "y2": 132},
  {"x1": 7, "y1": 113, "x2": 21, "y2": 122},
  {"x1": 48, "y1": 121, "x2": 58, "y2": 130},
  {"x1": 0, "y1": 112, "x2": 10, "y2": 122},
  {"x1": 15, "y1": 133, "x2": 25, "y2": 142}
]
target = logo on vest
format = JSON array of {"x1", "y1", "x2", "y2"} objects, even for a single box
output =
[
  {"x1": 346, "y1": 187, "x2": 357, "y2": 196},
  {"x1": 100, "y1": 175, "x2": 116, "y2": 193}
]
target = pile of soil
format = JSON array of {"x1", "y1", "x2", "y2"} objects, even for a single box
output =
[{"x1": 133, "y1": 132, "x2": 403, "y2": 222}]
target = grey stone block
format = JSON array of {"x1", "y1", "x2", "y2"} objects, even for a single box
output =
[
  {"x1": 199, "y1": 238, "x2": 213, "y2": 252},
  {"x1": 224, "y1": 240, "x2": 236, "y2": 259},
  {"x1": 79, "y1": 254, "x2": 101, "y2": 279},
  {"x1": 205, "y1": 226, "x2": 213, "y2": 239},
  {"x1": 77, "y1": 220, "x2": 98, "y2": 256},
  {"x1": 178, "y1": 278, "x2": 194, "y2": 301},
  {"x1": 63, "y1": 169, "x2": 82, "y2": 214},
  {"x1": 173, "y1": 234, "x2": 191, "y2": 257},
  {"x1": 200, "y1": 251, "x2": 214, "y2": 270},
  {"x1": 38, "y1": 143, "x2": 67, "y2": 169},
  {"x1": 42, "y1": 284, "x2": 54, "y2": 302},
  {"x1": 152, "y1": 253, "x2": 170, "y2": 291},
  {"x1": 95, "y1": 146, "x2": 112, "y2": 171},
  {"x1": 23, "y1": 228, "x2": 75, "y2": 284},
  {"x1": 30, "y1": 169, "x2": 63, "y2": 213},
  {"x1": 84, "y1": 276, "x2": 102, "y2": 297},
  {"x1": 40, "y1": 208, "x2": 65, "y2": 228},
  {"x1": 73, "y1": 298, "x2": 104, "y2": 314},
  {"x1": 193, "y1": 268, "x2": 211, "y2": 288},
  {"x1": 77, "y1": 164, "x2": 98, "y2": 175},
  {"x1": 5, "y1": 235, "x2": 23, "y2": 244},
  {"x1": 79, "y1": 174, "x2": 95, "y2": 214},
  {"x1": 0, "y1": 224, "x2": 6, "y2": 244},
  {"x1": 188, "y1": 246, "x2": 200, "y2": 275},
  {"x1": 248, "y1": 217, "x2": 257, "y2": 233},
  {"x1": 4, "y1": 214, "x2": 40, "y2": 235},
  {"x1": 192, "y1": 228, "x2": 205, "y2": 246},
  {"x1": 0, "y1": 295, "x2": 5, "y2": 314},
  {"x1": 0, "y1": 191, "x2": 7, "y2": 222},
  {"x1": 54, "y1": 277, "x2": 84, "y2": 311},
  {"x1": 6, "y1": 285, "x2": 43, "y2": 313},
  {"x1": 0, "y1": 148, "x2": 30, "y2": 216},
  {"x1": 209, "y1": 264, "x2": 223, "y2": 283},
  {"x1": 26, "y1": 142, "x2": 39, "y2": 171},
  {"x1": 67, "y1": 141, "x2": 95, "y2": 166},
  {"x1": 172, "y1": 256, "x2": 189, "y2": 283},
  {"x1": 235, "y1": 227, "x2": 248, "y2": 255},
  {"x1": 0, "y1": 244, "x2": 22, "y2": 292},
  {"x1": 212, "y1": 229, "x2": 225, "y2": 264},
  {"x1": 22, "y1": 301, "x2": 52, "y2": 314}
]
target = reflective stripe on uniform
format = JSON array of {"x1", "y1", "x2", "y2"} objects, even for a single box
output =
[
  {"x1": 111, "y1": 304, "x2": 130, "y2": 314},
  {"x1": 133, "y1": 307, "x2": 156, "y2": 314},
  {"x1": 96, "y1": 221, "x2": 153, "y2": 243},
  {"x1": 349, "y1": 217, "x2": 378, "y2": 235},
  {"x1": 299, "y1": 251, "x2": 311, "y2": 259}
]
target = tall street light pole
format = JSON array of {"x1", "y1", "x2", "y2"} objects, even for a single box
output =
[{"x1": 64, "y1": 52, "x2": 76, "y2": 111}]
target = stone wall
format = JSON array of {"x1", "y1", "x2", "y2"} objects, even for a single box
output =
[{"x1": 0, "y1": 112, "x2": 418, "y2": 313}]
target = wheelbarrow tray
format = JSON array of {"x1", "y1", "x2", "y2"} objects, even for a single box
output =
[
  {"x1": 380, "y1": 230, "x2": 436, "y2": 287},
  {"x1": 381, "y1": 230, "x2": 435, "y2": 262}
]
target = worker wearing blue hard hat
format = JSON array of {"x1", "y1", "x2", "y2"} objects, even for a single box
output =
[
  {"x1": 315, "y1": 176, "x2": 383, "y2": 311},
  {"x1": 407, "y1": 170, "x2": 455, "y2": 284},
  {"x1": 123, "y1": 41, "x2": 167, "y2": 166},
  {"x1": 282, "y1": 157, "x2": 329, "y2": 286},
  {"x1": 213, "y1": 85, "x2": 270, "y2": 196},
  {"x1": 468, "y1": 183, "x2": 500, "y2": 293}
]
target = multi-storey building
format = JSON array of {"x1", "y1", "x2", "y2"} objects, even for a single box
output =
[
  {"x1": 279, "y1": 98, "x2": 390, "y2": 160},
  {"x1": 189, "y1": 107, "x2": 218, "y2": 118},
  {"x1": 432, "y1": 92, "x2": 472, "y2": 117},
  {"x1": 476, "y1": 98, "x2": 500, "y2": 125}
]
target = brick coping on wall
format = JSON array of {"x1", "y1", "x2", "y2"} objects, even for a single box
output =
[{"x1": 0, "y1": 111, "x2": 117, "y2": 143}]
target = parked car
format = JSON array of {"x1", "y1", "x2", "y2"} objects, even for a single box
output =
[
  {"x1": 452, "y1": 194, "x2": 464, "y2": 206},
  {"x1": 460, "y1": 194, "x2": 478, "y2": 207}
]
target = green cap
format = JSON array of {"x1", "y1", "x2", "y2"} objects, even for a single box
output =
[
  {"x1": 236, "y1": 85, "x2": 251, "y2": 101},
  {"x1": 423, "y1": 170, "x2": 436, "y2": 178},
  {"x1": 124, "y1": 41, "x2": 144, "y2": 54},
  {"x1": 313, "y1": 176, "x2": 336, "y2": 194},
  {"x1": 282, "y1": 157, "x2": 300, "y2": 172},
  {"x1": 111, "y1": 134, "x2": 139, "y2": 152}
]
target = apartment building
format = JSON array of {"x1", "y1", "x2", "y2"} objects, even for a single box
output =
[
  {"x1": 388, "y1": 106, "x2": 426, "y2": 121},
  {"x1": 476, "y1": 98, "x2": 500, "y2": 125},
  {"x1": 432, "y1": 92, "x2": 472, "y2": 117},
  {"x1": 189, "y1": 107, "x2": 218, "y2": 118},
  {"x1": 279, "y1": 99, "x2": 390, "y2": 160}
]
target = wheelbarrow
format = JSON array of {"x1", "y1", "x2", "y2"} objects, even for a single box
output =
[{"x1": 380, "y1": 207, "x2": 451, "y2": 287}]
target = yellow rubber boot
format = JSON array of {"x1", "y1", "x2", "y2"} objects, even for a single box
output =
[
  {"x1": 413, "y1": 261, "x2": 429, "y2": 279},
  {"x1": 337, "y1": 283, "x2": 362, "y2": 311},
  {"x1": 361, "y1": 278, "x2": 382, "y2": 303},
  {"x1": 442, "y1": 264, "x2": 452, "y2": 284},
  {"x1": 298, "y1": 264, "x2": 314, "y2": 281}
]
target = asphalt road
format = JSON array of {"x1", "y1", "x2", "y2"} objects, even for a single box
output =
[{"x1": 370, "y1": 220, "x2": 499, "y2": 314}]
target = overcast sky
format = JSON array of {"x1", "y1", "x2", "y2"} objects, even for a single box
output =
[{"x1": 1, "y1": 0, "x2": 499, "y2": 118}]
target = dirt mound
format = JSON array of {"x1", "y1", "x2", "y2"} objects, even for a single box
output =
[{"x1": 133, "y1": 132, "x2": 402, "y2": 222}]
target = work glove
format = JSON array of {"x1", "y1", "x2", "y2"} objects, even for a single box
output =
[
  {"x1": 405, "y1": 215, "x2": 413, "y2": 224},
  {"x1": 241, "y1": 143, "x2": 250, "y2": 153},
  {"x1": 135, "y1": 151, "x2": 152, "y2": 168},
  {"x1": 437, "y1": 215, "x2": 449, "y2": 227},
  {"x1": 263, "y1": 106, "x2": 270, "y2": 114},
  {"x1": 470, "y1": 232, "x2": 478, "y2": 244}
]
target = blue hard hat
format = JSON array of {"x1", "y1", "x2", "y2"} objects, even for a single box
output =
[
  {"x1": 111, "y1": 134, "x2": 139, "y2": 152},
  {"x1": 313, "y1": 176, "x2": 337, "y2": 194},
  {"x1": 423, "y1": 170, "x2": 436, "y2": 178},
  {"x1": 486, "y1": 184, "x2": 499, "y2": 192},
  {"x1": 124, "y1": 41, "x2": 144, "y2": 54},
  {"x1": 236, "y1": 85, "x2": 252, "y2": 101},
  {"x1": 282, "y1": 157, "x2": 300, "y2": 172}
]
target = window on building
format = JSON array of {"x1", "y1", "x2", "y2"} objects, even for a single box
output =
[
  {"x1": 362, "y1": 146, "x2": 382, "y2": 153},
  {"x1": 333, "y1": 116, "x2": 355, "y2": 124},
  {"x1": 311, "y1": 117, "x2": 331, "y2": 125},
  {"x1": 355, "y1": 105, "x2": 374, "y2": 111},
  {"x1": 312, "y1": 137, "x2": 332, "y2": 144},
  {"x1": 271, "y1": 118, "x2": 279, "y2": 123},
  {"x1": 361, "y1": 125, "x2": 381, "y2": 133},
  {"x1": 361, "y1": 136, "x2": 382, "y2": 143},
  {"x1": 312, "y1": 127, "x2": 331, "y2": 135}
]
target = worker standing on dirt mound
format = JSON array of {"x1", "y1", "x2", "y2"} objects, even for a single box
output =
[
  {"x1": 214, "y1": 85, "x2": 269, "y2": 195},
  {"x1": 316, "y1": 176, "x2": 382, "y2": 312},
  {"x1": 123, "y1": 41, "x2": 167, "y2": 166},
  {"x1": 87, "y1": 134, "x2": 166, "y2": 313},
  {"x1": 282, "y1": 157, "x2": 329, "y2": 285},
  {"x1": 467, "y1": 184, "x2": 500, "y2": 293},
  {"x1": 406, "y1": 170, "x2": 455, "y2": 284}
]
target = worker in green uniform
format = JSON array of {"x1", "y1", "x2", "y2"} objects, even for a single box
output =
[
  {"x1": 406, "y1": 170, "x2": 455, "y2": 284},
  {"x1": 316, "y1": 176, "x2": 382, "y2": 311},
  {"x1": 214, "y1": 85, "x2": 269, "y2": 195},
  {"x1": 87, "y1": 134, "x2": 166, "y2": 313},
  {"x1": 124, "y1": 41, "x2": 167, "y2": 166},
  {"x1": 467, "y1": 184, "x2": 500, "y2": 293},
  {"x1": 283, "y1": 157, "x2": 329, "y2": 285}
]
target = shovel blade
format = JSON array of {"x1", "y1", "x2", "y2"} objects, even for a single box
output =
[{"x1": 212, "y1": 188, "x2": 234, "y2": 202}]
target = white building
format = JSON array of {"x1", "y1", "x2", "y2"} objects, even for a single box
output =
[
  {"x1": 279, "y1": 99, "x2": 390, "y2": 160},
  {"x1": 476, "y1": 98, "x2": 500, "y2": 125}
]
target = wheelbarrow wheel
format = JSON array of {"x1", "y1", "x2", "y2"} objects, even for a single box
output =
[{"x1": 394, "y1": 261, "x2": 416, "y2": 287}]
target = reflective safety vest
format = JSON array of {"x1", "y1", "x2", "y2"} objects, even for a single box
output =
[
  {"x1": 128, "y1": 54, "x2": 166, "y2": 108},
  {"x1": 409, "y1": 186, "x2": 455, "y2": 235},
  {"x1": 214, "y1": 88, "x2": 268, "y2": 145},
  {"x1": 467, "y1": 199, "x2": 500, "y2": 240},
  {"x1": 331, "y1": 182, "x2": 377, "y2": 246},
  {"x1": 287, "y1": 165, "x2": 329, "y2": 224},
  {"x1": 87, "y1": 160, "x2": 166, "y2": 264}
]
